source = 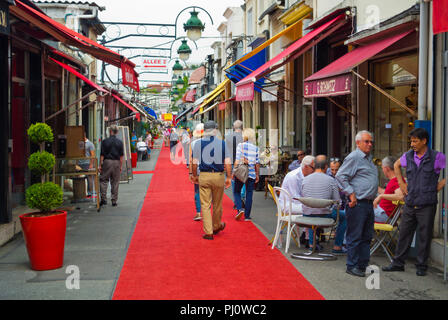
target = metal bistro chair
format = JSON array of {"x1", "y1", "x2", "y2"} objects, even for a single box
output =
[
  {"x1": 271, "y1": 187, "x2": 302, "y2": 253},
  {"x1": 370, "y1": 200, "x2": 405, "y2": 262},
  {"x1": 268, "y1": 184, "x2": 300, "y2": 249},
  {"x1": 290, "y1": 197, "x2": 340, "y2": 261}
]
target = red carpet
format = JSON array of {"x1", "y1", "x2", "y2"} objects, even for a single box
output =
[
  {"x1": 133, "y1": 171, "x2": 155, "y2": 174},
  {"x1": 113, "y1": 145, "x2": 324, "y2": 300}
]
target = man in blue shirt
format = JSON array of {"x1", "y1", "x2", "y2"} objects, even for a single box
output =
[
  {"x1": 192, "y1": 121, "x2": 232, "y2": 240},
  {"x1": 336, "y1": 130, "x2": 378, "y2": 277}
]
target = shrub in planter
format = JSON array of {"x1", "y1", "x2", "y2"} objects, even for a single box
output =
[
  {"x1": 20, "y1": 123, "x2": 66, "y2": 271},
  {"x1": 28, "y1": 151, "x2": 56, "y2": 177}
]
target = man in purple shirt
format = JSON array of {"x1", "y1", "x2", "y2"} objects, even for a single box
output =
[{"x1": 383, "y1": 128, "x2": 446, "y2": 276}]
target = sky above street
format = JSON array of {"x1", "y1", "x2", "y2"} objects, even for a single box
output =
[{"x1": 83, "y1": 0, "x2": 245, "y2": 85}]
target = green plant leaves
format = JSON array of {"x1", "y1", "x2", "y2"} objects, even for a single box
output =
[
  {"x1": 26, "y1": 182, "x2": 63, "y2": 213},
  {"x1": 28, "y1": 123, "x2": 54, "y2": 145},
  {"x1": 28, "y1": 151, "x2": 55, "y2": 175}
]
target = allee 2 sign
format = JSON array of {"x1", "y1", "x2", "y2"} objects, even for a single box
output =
[{"x1": 142, "y1": 58, "x2": 168, "y2": 69}]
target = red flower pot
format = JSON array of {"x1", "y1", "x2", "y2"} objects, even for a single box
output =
[
  {"x1": 131, "y1": 152, "x2": 138, "y2": 168},
  {"x1": 19, "y1": 211, "x2": 67, "y2": 271}
]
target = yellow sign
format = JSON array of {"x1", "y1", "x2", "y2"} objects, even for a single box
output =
[{"x1": 162, "y1": 113, "x2": 173, "y2": 121}]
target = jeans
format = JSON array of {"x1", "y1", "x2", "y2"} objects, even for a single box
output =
[
  {"x1": 374, "y1": 205, "x2": 389, "y2": 223},
  {"x1": 345, "y1": 201, "x2": 374, "y2": 270},
  {"x1": 194, "y1": 183, "x2": 201, "y2": 213},
  {"x1": 307, "y1": 209, "x2": 346, "y2": 247},
  {"x1": 231, "y1": 179, "x2": 246, "y2": 201},
  {"x1": 233, "y1": 178, "x2": 255, "y2": 218}
]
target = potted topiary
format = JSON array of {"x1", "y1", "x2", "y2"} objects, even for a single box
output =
[{"x1": 19, "y1": 123, "x2": 66, "y2": 271}]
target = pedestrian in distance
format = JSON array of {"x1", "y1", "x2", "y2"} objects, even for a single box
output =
[
  {"x1": 383, "y1": 127, "x2": 446, "y2": 276},
  {"x1": 191, "y1": 121, "x2": 232, "y2": 240},
  {"x1": 78, "y1": 132, "x2": 96, "y2": 198},
  {"x1": 232, "y1": 128, "x2": 260, "y2": 221},
  {"x1": 336, "y1": 130, "x2": 378, "y2": 277},
  {"x1": 169, "y1": 128, "x2": 179, "y2": 160},
  {"x1": 99, "y1": 125, "x2": 124, "y2": 207}
]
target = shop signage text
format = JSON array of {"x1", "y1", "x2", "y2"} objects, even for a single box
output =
[
  {"x1": 142, "y1": 58, "x2": 168, "y2": 69},
  {"x1": 121, "y1": 62, "x2": 140, "y2": 92},
  {"x1": 303, "y1": 74, "x2": 351, "y2": 98},
  {"x1": 0, "y1": 2, "x2": 10, "y2": 35},
  {"x1": 236, "y1": 82, "x2": 255, "y2": 101}
]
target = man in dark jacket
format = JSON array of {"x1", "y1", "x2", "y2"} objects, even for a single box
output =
[
  {"x1": 383, "y1": 128, "x2": 446, "y2": 276},
  {"x1": 99, "y1": 125, "x2": 124, "y2": 207}
]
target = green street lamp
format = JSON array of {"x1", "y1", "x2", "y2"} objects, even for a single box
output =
[
  {"x1": 172, "y1": 87, "x2": 180, "y2": 97},
  {"x1": 172, "y1": 59, "x2": 183, "y2": 76},
  {"x1": 175, "y1": 76, "x2": 184, "y2": 89},
  {"x1": 183, "y1": 10, "x2": 205, "y2": 42},
  {"x1": 177, "y1": 39, "x2": 192, "y2": 61}
]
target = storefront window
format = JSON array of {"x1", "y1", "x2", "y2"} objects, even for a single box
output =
[{"x1": 370, "y1": 53, "x2": 418, "y2": 164}]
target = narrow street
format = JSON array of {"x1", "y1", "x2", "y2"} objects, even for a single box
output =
[{"x1": 0, "y1": 141, "x2": 447, "y2": 301}]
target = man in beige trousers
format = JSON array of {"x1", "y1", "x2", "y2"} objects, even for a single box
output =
[{"x1": 191, "y1": 121, "x2": 232, "y2": 240}]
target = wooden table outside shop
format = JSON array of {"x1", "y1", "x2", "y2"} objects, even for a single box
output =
[{"x1": 53, "y1": 157, "x2": 101, "y2": 212}]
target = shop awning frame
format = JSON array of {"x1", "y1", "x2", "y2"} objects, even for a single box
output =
[
  {"x1": 199, "y1": 101, "x2": 220, "y2": 115},
  {"x1": 303, "y1": 28, "x2": 417, "y2": 117},
  {"x1": 236, "y1": 14, "x2": 348, "y2": 89},
  {"x1": 45, "y1": 57, "x2": 109, "y2": 122},
  {"x1": 226, "y1": 8, "x2": 312, "y2": 70}
]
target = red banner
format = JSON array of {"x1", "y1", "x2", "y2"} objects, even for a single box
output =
[
  {"x1": 121, "y1": 63, "x2": 140, "y2": 92},
  {"x1": 236, "y1": 82, "x2": 255, "y2": 101},
  {"x1": 303, "y1": 73, "x2": 352, "y2": 98},
  {"x1": 433, "y1": 0, "x2": 448, "y2": 35}
]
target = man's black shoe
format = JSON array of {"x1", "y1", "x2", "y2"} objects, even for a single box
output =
[
  {"x1": 416, "y1": 269, "x2": 427, "y2": 276},
  {"x1": 100, "y1": 200, "x2": 107, "y2": 206},
  {"x1": 382, "y1": 264, "x2": 405, "y2": 272},
  {"x1": 112, "y1": 202, "x2": 117, "y2": 207},
  {"x1": 346, "y1": 267, "x2": 365, "y2": 277}
]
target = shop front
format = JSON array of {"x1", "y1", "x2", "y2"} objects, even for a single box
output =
[
  {"x1": 0, "y1": 0, "x2": 13, "y2": 223},
  {"x1": 304, "y1": 24, "x2": 418, "y2": 184}
]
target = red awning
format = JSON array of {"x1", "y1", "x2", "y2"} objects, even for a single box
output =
[
  {"x1": 433, "y1": 0, "x2": 448, "y2": 34},
  {"x1": 235, "y1": 13, "x2": 347, "y2": 101},
  {"x1": 185, "y1": 89, "x2": 196, "y2": 103},
  {"x1": 112, "y1": 94, "x2": 141, "y2": 122},
  {"x1": 10, "y1": 0, "x2": 139, "y2": 90},
  {"x1": 50, "y1": 57, "x2": 107, "y2": 93},
  {"x1": 303, "y1": 29, "x2": 414, "y2": 98}
]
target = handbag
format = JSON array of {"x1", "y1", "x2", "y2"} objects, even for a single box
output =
[{"x1": 233, "y1": 143, "x2": 249, "y2": 183}]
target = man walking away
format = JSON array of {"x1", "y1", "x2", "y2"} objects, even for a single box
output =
[
  {"x1": 192, "y1": 121, "x2": 232, "y2": 240},
  {"x1": 99, "y1": 125, "x2": 124, "y2": 207},
  {"x1": 383, "y1": 128, "x2": 446, "y2": 276},
  {"x1": 336, "y1": 130, "x2": 378, "y2": 277}
]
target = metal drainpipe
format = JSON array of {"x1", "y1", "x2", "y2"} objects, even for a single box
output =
[{"x1": 418, "y1": 0, "x2": 429, "y2": 120}]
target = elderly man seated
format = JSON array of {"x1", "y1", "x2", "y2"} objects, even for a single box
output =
[
  {"x1": 288, "y1": 150, "x2": 306, "y2": 172},
  {"x1": 373, "y1": 156, "x2": 405, "y2": 223},
  {"x1": 279, "y1": 155, "x2": 315, "y2": 214},
  {"x1": 301, "y1": 155, "x2": 346, "y2": 254}
]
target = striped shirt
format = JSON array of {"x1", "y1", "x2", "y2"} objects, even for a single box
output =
[
  {"x1": 235, "y1": 141, "x2": 259, "y2": 180},
  {"x1": 300, "y1": 172, "x2": 341, "y2": 215}
]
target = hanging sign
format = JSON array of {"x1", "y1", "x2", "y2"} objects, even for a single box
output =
[
  {"x1": 142, "y1": 58, "x2": 168, "y2": 70},
  {"x1": 303, "y1": 73, "x2": 351, "y2": 98},
  {"x1": 236, "y1": 82, "x2": 255, "y2": 101},
  {"x1": 0, "y1": 1, "x2": 10, "y2": 35},
  {"x1": 121, "y1": 62, "x2": 140, "y2": 92}
]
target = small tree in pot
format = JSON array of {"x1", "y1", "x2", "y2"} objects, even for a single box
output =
[{"x1": 20, "y1": 123, "x2": 67, "y2": 271}]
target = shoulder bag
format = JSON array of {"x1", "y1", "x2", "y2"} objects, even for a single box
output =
[{"x1": 233, "y1": 143, "x2": 249, "y2": 183}]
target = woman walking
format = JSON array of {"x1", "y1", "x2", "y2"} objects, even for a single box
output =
[
  {"x1": 189, "y1": 123, "x2": 204, "y2": 221},
  {"x1": 233, "y1": 128, "x2": 260, "y2": 221}
]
